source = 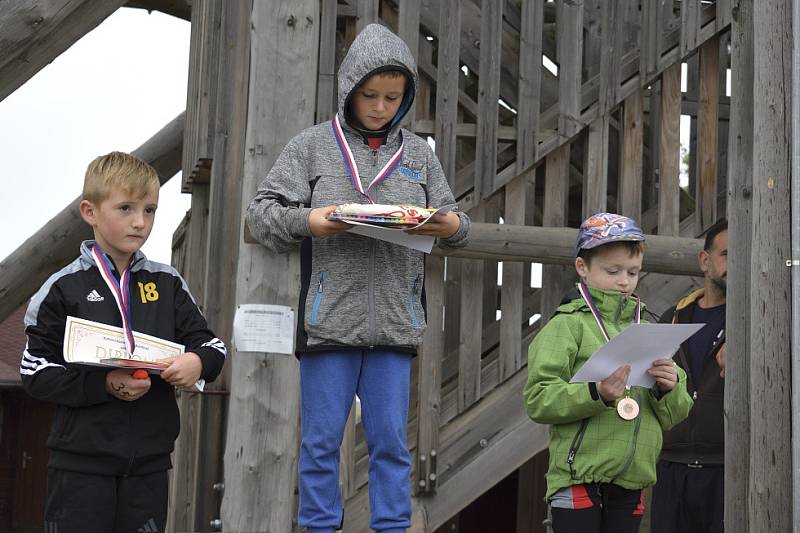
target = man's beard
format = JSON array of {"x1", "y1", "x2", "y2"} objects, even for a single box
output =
[{"x1": 711, "y1": 275, "x2": 726, "y2": 294}]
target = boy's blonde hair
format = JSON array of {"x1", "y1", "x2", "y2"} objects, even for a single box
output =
[{"x1": 83, "y1": 151, "x2": 160, "y2": 204}]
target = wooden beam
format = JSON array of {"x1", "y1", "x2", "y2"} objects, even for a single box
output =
[
  {"x1": 397, "y1": 0, "x2": 420, "y2": 128},
  {"x1": 355, "y1": 0, "x2": 378, "y2": 33},
  {"x1": 556, "y1": 0, "x2": 583, "y2": 139},
  {"x1": 725, "y1": 0, "x2": 753, "y2": 529},
  {"x1": 680, "y1": 0, "x2": 701, "y2": 58},
  {"x1": 219, "y1": 1, "x2": 318, "y2": 530},
  {"x1": 620, "y1": 90, "x2": 644, "y2": 222},
  {"x1": 540, "y1": 145, "x2": 570, "y2": 321},
  {"x1": 475, "y1": 0, "x2": 503, "y2": 198},
  {"x1": 0, "y1": 112, "x2": 184, "y2": 323},
  {"x1": 582, "y1": 114, "x2": 609, "y2": 217},
  {"x1": 315, "y1": 0, "x2": 337, "y2": 123},
  {"x1": 747, "y1": 1, "x2": 792, "y2": 529},
  {"x1": 516, "y1": 0, "x2": 543, "y2": 168},
  {"x1": 657, "y1": 63, "x2": 682, "y2": 236},
  {"x1": 457, "y1": 213, "x2": 484, "y2": 413},
  {"x1": 433, "y1": 224, "x2": 704, "y2": 277},
  {"x1": 125, "y1": 0, "x2": 191, "y2": 20},
  {"x1": 0, "y1": 0, "x2": 127, "y2": 103},
  {"x1": 696, "y1": 35, "x2": 720, "y2": 234},
  {"x1": 434, "y1": 0, "x2": 461, "y2": 187}
]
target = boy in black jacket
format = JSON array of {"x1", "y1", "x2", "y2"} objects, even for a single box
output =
[{"x1": 20, "y1": 151, "x2": 226, "y2": 532}]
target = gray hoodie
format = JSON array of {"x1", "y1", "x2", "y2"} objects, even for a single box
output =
[{"x1": 246, "y1": 23, "x2": 470, "y2": 352}]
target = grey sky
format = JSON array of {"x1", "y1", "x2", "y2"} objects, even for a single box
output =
[{"x1": 0, "y1": 9, "x2": 191, "y2": 266}]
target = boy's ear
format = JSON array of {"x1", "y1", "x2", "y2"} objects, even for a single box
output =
[
  {"x1": 79, "y1": 199, "x2": 97, "y2": 227},
  {"x1": 575, "y1": 257, "x2": 589, "y2": 278}
]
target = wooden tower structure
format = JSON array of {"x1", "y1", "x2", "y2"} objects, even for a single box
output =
[{"x1": 0, "y1": 1, "x2": 794, "y2": 532}]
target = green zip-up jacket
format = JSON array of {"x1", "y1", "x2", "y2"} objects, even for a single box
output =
[{"x1": 523, "y1": 285, "x2": 693, "y2": 499}]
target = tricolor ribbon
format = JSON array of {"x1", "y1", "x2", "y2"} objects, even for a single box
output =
[
  {"x1": 332, "y1": 113, "x2": 404, "y2": 203},
  {"x1": 91, "y1": 243, "x2": 136, "y2": 356},
  {"x1": 577, "y1": 281, "x2": 641, "y2": 343}
]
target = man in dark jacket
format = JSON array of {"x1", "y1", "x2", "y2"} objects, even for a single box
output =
[{"x1": 651, "y1": 220, "x2": 728, "y2": 533}]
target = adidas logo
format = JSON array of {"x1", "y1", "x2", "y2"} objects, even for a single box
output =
[{"x1": 86, "y1": 290, "x2": 104, "y2": 302}]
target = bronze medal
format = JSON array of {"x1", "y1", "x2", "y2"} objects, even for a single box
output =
[{"x1": 617, "y1": 396, "x2": 640, "y2": 420}]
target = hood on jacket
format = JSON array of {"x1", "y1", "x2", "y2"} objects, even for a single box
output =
[{"x1": 337, "y1": 23, "x2": 417, "y2": 136}]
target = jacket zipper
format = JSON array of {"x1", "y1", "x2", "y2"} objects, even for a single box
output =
[
  {"x1": 125, "y1": 402, "x2": 138, "y2": 476},
  {"x1": 310, "y1": 271, "x2": 326, "y2": 324},
  {"x1": 612, "y1": 388, "x2": 643, "y2": 482},
  {"x1": 368, "y1": 240, "x2": 376, "y2": 346}
]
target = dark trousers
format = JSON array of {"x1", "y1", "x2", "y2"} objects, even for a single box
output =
[
  {"x1": 550, "y1": 483, "x2": 644, "y2": 533},
  {"x1": 651, "y1": 460, "x2": 724, "y2": 533},
  {"x1": 44, "y1": 468, "x2": 167, "y2": 533}
]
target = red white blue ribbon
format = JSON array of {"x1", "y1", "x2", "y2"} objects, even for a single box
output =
[
  {"x1": 577, "y1": 281, "x2": 640, "y2": 343},
  {"x1": 91, "y1": 243, "x2": 136, "y2": 356},
  {"x1": 332, "y1": 113, "x2": 404, "y2": 203}
]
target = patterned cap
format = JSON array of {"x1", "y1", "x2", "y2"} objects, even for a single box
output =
[{"x1": 576, "y1": 212, "x2": 645, "y2": 255}]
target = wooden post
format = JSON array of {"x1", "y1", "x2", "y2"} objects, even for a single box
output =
[
  {"x1": 355, "y1": 0, "x2": 378, "y2": 33},
  {"x1": 747, "y1": 1, "x2": 792, "y2": 529},
  {"x1": 315, "y1": 0, "x2": 337, "y2": 124},
  {"x1": 397, "y1": 0, "x2": 420, "y2": 128},
  {"x1": 620, "y1": 90, "x2": 644, "y2": 222},
  {"x1": 557, "y1": 0, "x2": 583, "y2": 139},
  {"x1": 658, "y1": 63, "x2": 681, "y2": 236},
  {"x1": 583, "y1": 114, "x2": 609, "y2": 218},
  {"x1": 696, "y1": 35, "x2": 720, "y2": 233},
  {"x1": 540, "y1": 145, "x2": 571, "y2": 321},
  {"x1": 725, "y1": 0, "x2": 752, "y2": 528},
  {"x1": 476, "y1": 0, "x2": 502, "y2": 198},
  {"x1": 220, "y1": 1, "x2": 318, "y2": 531}
]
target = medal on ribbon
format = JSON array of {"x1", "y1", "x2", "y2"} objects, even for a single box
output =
[
  {"x1": 578, "y1": 282, "x2": 641, "y2": 420},
  {"x1": 91, "y1": 243, "x2": 136, "y2": 357},
  {"x1": 331, "y1": 113, "x2": 404, "y2": 203}
]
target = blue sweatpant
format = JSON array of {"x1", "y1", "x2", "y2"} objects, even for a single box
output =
[{"x1": 298, "y1": 349, "x2": 412, "y2": 533}]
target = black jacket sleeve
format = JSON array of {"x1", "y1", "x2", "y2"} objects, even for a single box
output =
[
  {"x1": 21, "y1": 283, "x2": 111, "y2": 407},
  {"x1": 172, "y1": 276, "x2": 227, "y2": 382}
]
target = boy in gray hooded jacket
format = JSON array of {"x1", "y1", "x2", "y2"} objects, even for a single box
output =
[{"x1": 247, "y1": 23, "x2": 469, "y2": 533}]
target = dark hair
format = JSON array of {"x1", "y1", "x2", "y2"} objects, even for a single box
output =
[
  {"x1": 577, "y1": 241, "x2": 645, "y2": 266},
  {"x1": 703, "y1": 219, "x2": 728, "y2": 251}
]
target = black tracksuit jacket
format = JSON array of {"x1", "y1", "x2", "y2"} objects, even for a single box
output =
[{"x1": 20, "y1": 241, "x2": 226, "y2": 476}]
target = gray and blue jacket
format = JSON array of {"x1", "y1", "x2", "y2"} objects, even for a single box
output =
[{"x1": 246, "y1": 23, "x2": 470, "y2": 353}]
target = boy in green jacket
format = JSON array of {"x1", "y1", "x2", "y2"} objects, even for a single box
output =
[{"x1": 523, "y1": 212, "x2": 693, "y2": 533}]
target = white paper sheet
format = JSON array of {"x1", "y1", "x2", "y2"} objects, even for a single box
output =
[
  {"x1": 233, "y1": 304, "x2": 295, "y2": 355},
  {"x1": 341, "y1": 205, "x2": 453, "y2": 253},
  {"x1": 569, "y1": 323, "x2": 705, "y2": 388}
]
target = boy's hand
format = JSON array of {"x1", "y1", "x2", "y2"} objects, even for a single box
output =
[
  {"x1": 716, "y1": 342, "x2": 726, "y2": 378},
  {"x1": 406, "y1": 211, "x2": 460, "y2": 238},
  {"x1": 597, "y1": 365, "x2": 631, "y2": 402},
  {"x1": 309, "y1": 205, "x2": 352, "y2": 237},
  {"x1": 648, "y1": 358, "x2": 679, "y2": 392},
  {"x1": 106, "y1": 369, "x2": 151, "y2": 401},
  {"x1": 160, "y1": 352, "x2": 203, "y2": 389}
]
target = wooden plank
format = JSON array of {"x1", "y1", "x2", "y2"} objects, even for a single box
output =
[
  {"x1": 725, "y1": 0, "x2": 752, "y2": 529},
  {"x1": 516, "y1": 451, "x2": 549, "y2": 533},
  {"x1": 557, "y1": 0, "x2": 583, "y2": 139},
  {"x1": 540, "y1": 145, "x2": 570, "y2": 321},
  {"x1": 680, "y1": 0, "x2": 701, "y2": 58},
  {"x1": 748, "y1": 2, "x2": 791, "y2": 529},
  {"x1": 457, "y1": 206, "x2": 485, "y2": 412},
  {"x1": 415, "y1": 255, "x2": 445, "y2": 494},
  {"x1": 696, "y1": 35, "x2": 720, "y2": 234},
  {"x1": 315, "y1": 0, "x2": 337, "y2": 123},
  {"x1": 355, "y1": 0, "x2": 378, "y2": 33},
  {"x1": 434, "y1": 0, "x2": 461, "y2": 186},
  {"x1": 0, "y1": 0, "x2": 127, "y2": 102},
  {"x1": 620, "y1": 90, "x2": 643, "y2": 222},
  {"x1": 598, "y1": 0, "x2": 620, "y2": 113},
  {"x1": 475, "y1": 0, "x2": 503, "y2": 198},
  {"x1": 657, "y1": 63, "x2": 681, "y2": 236},
  {"x1": 639, "y1": 0, "x2": 659, "y2": 80},
  {"x1": 219, "y1": 1, "x2": 318, "y2": 530},
  {"x1": 516, "y1": 0, "x2": 543, "y2": 167},
  {"x1": 397, "y1": 0, "x2": 420, "y2": 128},
  {"x1": 182, "y1": 0, "x2": 222, "y2": 191},
  {"x1": 0, "y1": 113, "x2": 184, "y2": 323},
  {"x1": 582, "y1": 114, "x2": 609, "y2": 218},
  {"x1": 499, "y1": 176, "x2": 527, "y2": 382},
  {"x1": 415, "y1": 120, "x2": 517, "y2": 140}
]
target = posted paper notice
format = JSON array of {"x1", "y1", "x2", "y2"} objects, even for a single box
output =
[
  {"x1": 233, "y1": 304, "x2": 295, "y2": 355},
  {"x1": 569, "y1": 323, "x2": 704, "y2": 388}
]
